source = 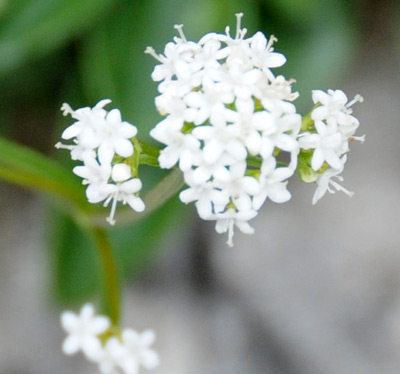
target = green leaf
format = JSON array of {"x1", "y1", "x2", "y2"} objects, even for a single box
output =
[
  {"x1": 111, "y1": 198, "x2": 190, "y2": 279},
  {"x1": 0, "y1": 135, "x2": 89, "y2": 213},
  {"x1": 49, "y1": 210, "x2": 100, "y2": 305},
  {"x1": 51, "y1": 195, "x2": 189, "y2": 303}
]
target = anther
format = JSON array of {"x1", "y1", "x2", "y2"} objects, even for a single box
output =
[{"x1": 346, "y1": 94, "x2": 364, "y2": 108}]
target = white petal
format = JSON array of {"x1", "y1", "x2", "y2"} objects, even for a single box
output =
[
  {"x1": 62, "y1": 336, "x2": 80, "y2": 355},
  {"x1": 61, "y1": 312, "x2": 78, "y2": 332},
  {"x1": 126, "y1": 195, "x2": 145, "y2": 212},
  {"x1": 141, "y1": 350, "x2": 160, "y2": 369}
]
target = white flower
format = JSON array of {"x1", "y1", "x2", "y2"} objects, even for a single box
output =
[
  {"x1": 215, "y1": 208, "x2": 257, "y2": 247},
  {"x1": 147, "y1": 13, "x2": 301, "y2": 245},
  {"x1": 312, "y1": 156, "x2": 354, "y2": 204},
  {"x1": 93, "y1": 108, "x2": 137, "y2": 165},
  {"x1": 151, "y1": 123, "x2": 202, "y2": 171},
  {"x1": 299, "y1": 120, "x2": 344, "y2": 171},
  {"x1": 59, "y1": 100, "x2": 137, "y2": 164},
  {"x1": 97, "y1": 337, "x2": 126, "y2": 374},
  {"x1": 73, "y1": 160, "x2": 145, "y2": 224},
  {"x1": 60, "y1": 99, "x2": 110, "y2": 141},
  {"x1": 299, "y1": 88, "x2": 364, "y2": 198},
  {"x1": 311, "y1": 89, "x2": 362, "y2": 128},
  {"x1": 61, "y1": 304, "x2": 159, "y2": 374},
  {"x1": 248, "y1": 32, "x2": 287, "y2": 76},
  {"x1": 99, "y1": 180, "x2": 145, "y2": 226},
  {"x1": 252, "y1": 157, "x2": 293, "y2": 210},
  {"x1": 179, "y1": 180, "x2": 230, "y2": 219},
  {"x1": 117, "y1": 329, "x2": 160, "y2": 374},
  {"x1": 57, "y1": 100, "x2": 145, "y2": 225},
  {"x1": 72, "y1": 155, "x2": 111, "y2": 186},
  {"x1": 61, "y1": 303, "x2": 110, "y2": 360}
]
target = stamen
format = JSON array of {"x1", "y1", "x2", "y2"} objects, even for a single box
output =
[
  {"x1": 346, "y1": 94, "x2": 364, "y2": 108},
  {"x1": 61, "y1": 103, "x2": 74, "y2": 116},
  {"x1": 330, "y1": 179, "x2": 354, "y2": 197},
  {"x1": 103, "y1": 194, "x2": 113, "y2": 207},
  {"x1": 349, "y1": 135, "x2": 366, "y2": 143},
  {"x1": 174, "y1": 24, "x2": 187, "y2": 42},
  {"x1": 144, "y1": 46, "x2": 164, "y2": 63},
  {"x1": 266, "y1": 35, "x2": 278, "y2": 51},
  {"x1": 54, "y1": 142, "x2": 73, "y2": 150},
  {"x1": 235, "y1": 13, "x2": 244, "y2": 39},
  {"x1": 238, "y1": 28, "x2": 247, "y2": 40},
  {"x1": 105, "y1": 194, "x2": 118, "y2": 226},
  {"x1": 225, "y1": 26, "x2": 231, "y2": 38}
]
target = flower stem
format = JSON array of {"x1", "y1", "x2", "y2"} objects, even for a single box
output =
[{"x1": 90, "y1": 227, "x2": 121, "y2": 326}]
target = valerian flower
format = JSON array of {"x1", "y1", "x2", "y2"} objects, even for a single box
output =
[
  {"x1": 61, "y1": 303, "x2": 110, "y2": 360},
  {"x1": 299, "y1": 89, "x2": 364, "y2": 204},
  {"x1": 56, "y1": 100, "x2": 145, "y2": 225},
  {"x1": 147, "y1": 13, "x2": 301, "y2": 246},
  {"x1": 61, "y1": 304, "x2": 159, "y2": 374}
]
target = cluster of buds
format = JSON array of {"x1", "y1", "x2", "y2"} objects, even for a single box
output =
[
  {"x1": 61, "y1": 304, "x2": 159, "y2": 374},
  {"x1": 56, "y1": 100, "x2": 145, "y2": 225}
]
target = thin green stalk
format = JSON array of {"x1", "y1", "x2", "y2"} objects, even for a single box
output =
[{"x1": 91, "y1": 227, "x2": 121, "y2": 325}]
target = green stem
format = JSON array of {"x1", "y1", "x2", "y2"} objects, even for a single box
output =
[
  {"x1": 301, "y1": 104, "x2": 319, "y2": 132},
  {"x1": 91, "y1": 227, "x2": 121, "y2": 325}
]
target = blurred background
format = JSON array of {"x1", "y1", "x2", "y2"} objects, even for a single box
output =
[{"x1": 1, "y1": 0, "x2": 400, "y2": 373}]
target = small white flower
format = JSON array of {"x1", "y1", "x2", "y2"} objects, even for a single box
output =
[
  {"x1": 76, "y1": 162, "x2": 144, "y2": 225},
  {"x1": 249, "y1": 32, "x2": 286, "y2": 71},
  {"x1": 101, "y1": 178, "x2": 145, "y2": 226},
  {"x1": 57, "y1": 100, "x2": 146, "y2": 225},
  {"x1": 59, "y1": 100, "x2": 137, "y2": 164},
  {"x1": 72, "y1": 155, "x2": 111, "y2": 186},
  {"x1": 117, "y1": 329, "x2": 160, "y2": 374},
  {"x1": 312, "y1": 156, "x2": 354, "y2": 204},
  {"x1": 97, "y1": 337, "x2": 126, "y2": 374},
  {"x1": 60, "y1": 99, "x2": 110, "y2": 141},
  {"x1": 179, "y1": 181, "x2": 229, "y2": 219},
  {"x1": 151, "y1": 124, "x2": 202, "y2": 171},
  {"x1": 94, "y1": 108, "x2": 137, "y2": 165},
  {"x1": 311, "y1": 89, "x2": 363, "y2": 129},
  {"x1": 299, "y1": 120, "x2": 343, "y2": 171},
  {"x1": 61, "y1": 303, "x2": 110, "y2": 360},
  {"x1": 252, "y1": 157, "x2": 293, "y2": 210},
  {"x1": 215, "y1": 208, "x2": 257, "y2": 247}
]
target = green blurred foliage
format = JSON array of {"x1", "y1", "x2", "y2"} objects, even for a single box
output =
[{"x1": 0, "y1": 0, "x2": 363, "y2": 304}]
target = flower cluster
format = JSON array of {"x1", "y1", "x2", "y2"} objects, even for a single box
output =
[
  {"x1": 56, "y1": 100, "x2": 145, "y2": 224},
  {"x1": 298, "y1": 89, "x2": 364, "y2": 204},
  {"x1": 55, "y1": 14, "x2": 364, "y2": 244},
  {"x1": 61, "y1": 303, "x2": 159, "y2": 374},
  {"x1": 146, "y1": 13, "x2": 301, "y2": 246}
]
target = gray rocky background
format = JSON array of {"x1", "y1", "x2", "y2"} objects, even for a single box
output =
[{"x1": 1, "y1": 2, "x2": 400, "y2": 374}]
